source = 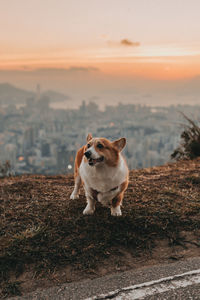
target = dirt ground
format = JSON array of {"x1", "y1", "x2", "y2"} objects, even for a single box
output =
[{"x1": 0, "y1": 158, "x2": 200, "y2": 298}]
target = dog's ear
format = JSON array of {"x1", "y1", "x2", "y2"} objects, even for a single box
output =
[
  {"x1": 112, "y1": 137, "x2": 126, "y2": 152},
  {"x1": 86, "y1": 133, "x2": 93, "y2": 142}
]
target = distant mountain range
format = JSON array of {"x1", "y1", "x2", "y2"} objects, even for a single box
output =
[
  {"x1": 42, "y1": 90, "x2": 70, "y2": 102},
  {"x1": 0, "y1": 83, "x2": 70, "y2": 105}
]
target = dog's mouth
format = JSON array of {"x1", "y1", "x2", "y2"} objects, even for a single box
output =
[{"x1": 88, "y1": 156, "x2": 104, "y2": 166}]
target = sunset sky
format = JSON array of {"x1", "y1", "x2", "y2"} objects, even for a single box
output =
[
  {"x1": 1, "y1": 0, "x2": 200, "y2": 79},
  {"x1": 0, "y1": 0, "x2": 200, "y2": 107}
]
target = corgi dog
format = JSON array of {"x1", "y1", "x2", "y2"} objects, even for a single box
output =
[{"x1": 70, "y1": 133, "x2": 129, "y2": 216}]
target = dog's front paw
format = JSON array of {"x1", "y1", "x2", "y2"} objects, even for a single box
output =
[
  {"x1": 83, "y1": 205, "x2": 95, "y2": 215},
  {"x1": 70, "y1": 192, "x2": 79, "y2": 200},
  {"x1": 111, "y1": 206, "x2": 122, "y2": 217}
]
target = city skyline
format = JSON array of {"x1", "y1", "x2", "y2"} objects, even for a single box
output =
[{"x1": 1, "y1": 94, "x2": 198, "y2": 176}]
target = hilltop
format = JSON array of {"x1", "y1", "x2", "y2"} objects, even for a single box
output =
[{"x1": 0, "y1": 159, "x2": 200, "y2": 298}]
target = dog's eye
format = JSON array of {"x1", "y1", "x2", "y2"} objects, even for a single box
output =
[
  {"x1": 97, "y1": 143, "x2": 104, "y2": 149},
  {"x1": 87, "y1": 143, "x2": 91, "y2": 148}
]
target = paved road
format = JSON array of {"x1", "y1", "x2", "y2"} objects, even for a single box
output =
[
  {"x1": 94, "y1": 269, "x2": 200, "y2": 299},
  {"x1": 10, "y1": 257, "x2": 200, "y2": 300}
]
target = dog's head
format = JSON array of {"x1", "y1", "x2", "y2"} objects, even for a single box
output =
[{"x1": 84, "y1": 133, "x2": 126, "y2": 167}]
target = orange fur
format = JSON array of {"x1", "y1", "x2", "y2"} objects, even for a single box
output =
[
  {"x1": 111, "y1": 180, "x2": 129, "y2": 207},
  {"x1": 74, "y1": 146, "x2": 85, "y2": 177}
]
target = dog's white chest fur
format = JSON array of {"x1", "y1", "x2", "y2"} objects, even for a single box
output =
[{"x1": 79, "y1": 155, "x2": 128, "y2": 193}]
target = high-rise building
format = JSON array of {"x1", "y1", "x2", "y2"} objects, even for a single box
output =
[{"x1": 36, "y1": 84, "x2": 41, "y2": 101}]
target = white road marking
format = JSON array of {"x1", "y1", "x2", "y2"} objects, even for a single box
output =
[{"x1": 86, "y1": 269, "x2": 200, "y2": 300}]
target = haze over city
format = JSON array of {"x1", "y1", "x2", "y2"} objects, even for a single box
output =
[{"x1": 0, "y1": 0, "x2": 200, "y2": 108}]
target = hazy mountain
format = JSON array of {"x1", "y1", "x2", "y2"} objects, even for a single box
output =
[
  {"x1": 0, "y1": 83, "x2": 70, "y2": 105},
  {"x1": 42, "y1": 90, "x2": 70, "y2": 102},
  {"x1": 0, "y1": 83, "x2": 33, "y2": 104}
]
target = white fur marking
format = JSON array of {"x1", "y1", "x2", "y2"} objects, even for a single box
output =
[
  {"x1": 90, "y1": 145, "x2": 101, "y2": 159},
  {"x1": 70, "y1": 175, "x2": 81, "y2": 199},
  {"x1": 79, "y1": 155, "x2": 128, "y2": 194},
  {"x1": 97, "y1": 187, "x2": 120, "y2": 207},
  {"x1": 83, "y1": 203, "x2": 95, "y2": 215},
  {"x1": 111, "y1": 206, "x2": 122, "y2": 216},
  {"x1": 70, "y1": 191, "x2": 79, "y2": 200}
]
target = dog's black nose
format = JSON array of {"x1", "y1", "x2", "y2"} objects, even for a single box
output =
[{"x1": 84, "y1": 150, "x2": 91, "y2": 158}]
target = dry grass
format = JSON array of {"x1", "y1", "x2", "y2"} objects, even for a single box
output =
[{"x1": 0, "y1": 159, "x2": 200, "y2": 298}]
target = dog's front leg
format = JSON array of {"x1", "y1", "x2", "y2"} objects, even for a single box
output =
[
  {"x1": 111, "y1": 193, "x2": 124, "y2": 216},
  {"x1": 70, "y1": 174, "x2": 81, "y2": 200},
  {"x1": 83, "y1": 188, "x2": 96, "y2": 215},
  {"x1": 111, "y1": 181, "x2": 128, "y2": 216}
]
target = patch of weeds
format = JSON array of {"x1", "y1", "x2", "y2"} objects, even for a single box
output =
[
  {"x1": 185, "y1": 176, "x2": 200, "y2": 185},
  {"x1": 12, "y1": 225, "x2": 44, "y2": 241},
  {"x1": 1, "y1": 281, "x2": 22, "y2": 298},
  {"x1": 171, "y1": 113, "x2": 200, "y2": 160}
]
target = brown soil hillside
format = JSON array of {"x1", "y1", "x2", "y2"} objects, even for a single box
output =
[{"x1": 0, "y1": 159, "x2": 200, "y2": 298}]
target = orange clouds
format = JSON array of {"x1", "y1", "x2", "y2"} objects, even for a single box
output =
[
  {"x1": 0, "y1": 42, "x2": 200, "y2": 81},
  {"x1": 107, "y1": 38, "x2": 140, "y2": 48},
  {"x1": 120, "y1": 39, "x2": 140, "y2": 47}
]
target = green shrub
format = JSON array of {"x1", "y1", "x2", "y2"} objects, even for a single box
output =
[
  {"x1": 0, "y1": 160, "x2": 11, "y2": 177},
  {"x1": 171, "y1": 113, "x2": 200, "y2": 160}
]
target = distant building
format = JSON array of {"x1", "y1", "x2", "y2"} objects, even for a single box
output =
[
  {"x1": 79, "y1": 100, "x2": 87, "y2": 115},
  {"x1": 36, "y1": 96, "x2": 50, "y2": 111},
  {"x1": 23, "y1": 127, "x2": 35, "y2": 149},
  {"x1": 26, "y1": 97, "x2": 35, "y2": 110},
  {"x1": 41, "y1": 142, "x2": 50, "y2": 157},
  {"x1": 36, "y1": 84, "x2": 41, "y2": 101},
  {"x1": 5, "y1": 143, "x2": 17, "y2": 166}
]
